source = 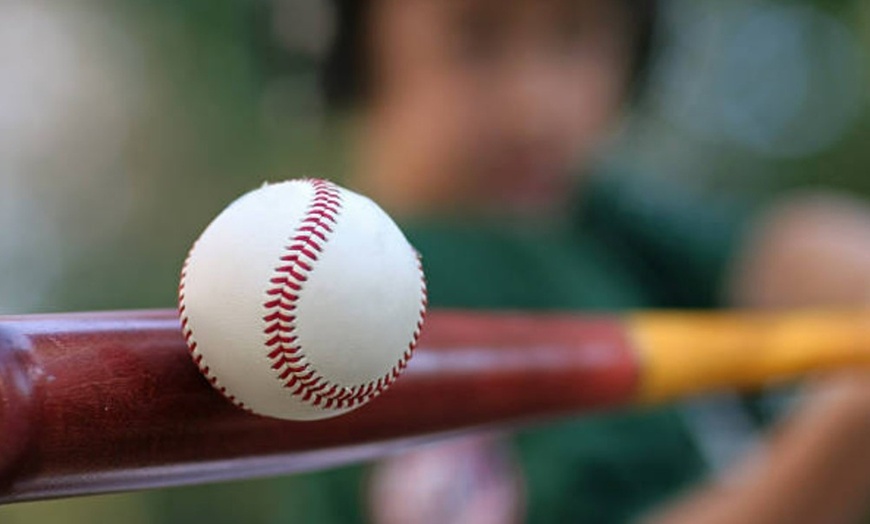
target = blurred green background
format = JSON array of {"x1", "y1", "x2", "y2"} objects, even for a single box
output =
[{"x1": 0, "y1": 0, "x2": 868, "y2": 522}]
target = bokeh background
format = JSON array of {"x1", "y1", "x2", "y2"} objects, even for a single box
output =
[{"x1": 0, "y1": 0, "x2": 868, "y2": 522}]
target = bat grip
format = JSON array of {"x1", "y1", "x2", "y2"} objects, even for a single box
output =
[{"x1": 633, "y1": 310, "x2": 870, "y2": 403}]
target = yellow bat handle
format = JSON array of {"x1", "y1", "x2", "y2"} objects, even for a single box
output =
[{"x1": 632, "y1": 310, "x2": 870, "y2": 403}]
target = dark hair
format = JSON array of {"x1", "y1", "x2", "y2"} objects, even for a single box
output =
[{"x1": 322, "y1": 0, "x2": 659, "y2": 110}]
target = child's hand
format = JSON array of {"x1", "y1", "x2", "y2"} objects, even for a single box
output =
[
  {"x1": 729, "y1": 191, "x2": 870, "y2": 308},
  {"x1": 648, "y1": 372, "x2": 870, "y2": 524}
]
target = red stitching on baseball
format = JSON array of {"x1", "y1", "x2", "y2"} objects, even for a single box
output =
[
  {"x1": 177, "y1": 179, "x2": 426, "y2": 415},
  {"x1": 263, "y1": 178, "x2": 427, "y2": 410},
  {"x1": 179, "y1": 248, "x2": 254, "y2": 414},
  {"x1": 296, "y1": 227, "x2": 327, "y2": 242}
]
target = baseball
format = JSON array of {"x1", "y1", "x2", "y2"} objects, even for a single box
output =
[{"x1": 178, "y1": 179, "x2": 427, "y2": 420}]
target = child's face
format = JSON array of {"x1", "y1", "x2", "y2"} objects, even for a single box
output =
[{"x1": 363, "y1": 0, "x2": 634, "y2": 216}]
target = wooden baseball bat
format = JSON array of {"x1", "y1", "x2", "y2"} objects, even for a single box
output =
[{"x1": 1, "y1": 308, "x2": 869, "y2": 504}]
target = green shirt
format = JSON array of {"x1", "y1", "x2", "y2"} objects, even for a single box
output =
[{"x1": 404, "y1": 173, "x2": 755, "y2": 522}]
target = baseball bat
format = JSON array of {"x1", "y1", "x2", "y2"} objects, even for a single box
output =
[{"x1": 1, "y1": 308, "x2": 869, "y2": 503}]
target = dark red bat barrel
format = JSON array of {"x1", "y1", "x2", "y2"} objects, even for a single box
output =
[{"x1": 0, "y1": 309, "x2": 638, "y2": 504}]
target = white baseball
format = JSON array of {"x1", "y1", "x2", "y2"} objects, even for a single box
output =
[{"x1": 179, "y1": 179, "x2": 427, "y2": 420}]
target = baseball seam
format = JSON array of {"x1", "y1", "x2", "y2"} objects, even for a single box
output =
[
  {"x1": 262, "y1": 178, "x2": 427, "y2": 410},
  {"x1": 179, "y1": 252, "x2": 255, "y2": 413}
]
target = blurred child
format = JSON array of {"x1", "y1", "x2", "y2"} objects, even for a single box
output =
[{"x1": 320, "y1": 0, "x2": 870, "y2": 522}]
